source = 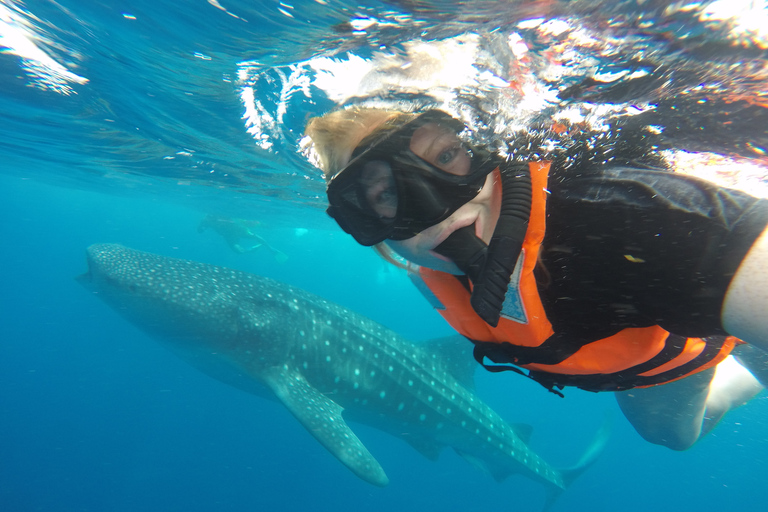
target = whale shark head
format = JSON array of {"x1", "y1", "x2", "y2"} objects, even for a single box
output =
[
  {"x1": 79, "y1": 243, "x2": 180, "y2": 296},
  {"x1": 80, "y1": 244, "x2": 213, "y2": 341},
  {"x1": 78, "y1": 243, "x2": 296, "y2": 365}
]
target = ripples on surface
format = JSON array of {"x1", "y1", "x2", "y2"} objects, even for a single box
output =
[{"x1": 1, "y1": 0, "x2": 766, "y2": 208}]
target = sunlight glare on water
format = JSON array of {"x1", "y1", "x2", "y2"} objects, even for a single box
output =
[{"x1": 1, "y1": 0, "x2": 767, "y2": 206}]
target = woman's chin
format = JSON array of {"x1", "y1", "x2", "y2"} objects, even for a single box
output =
[{"x1": 384, "y1": 240, "x2": 463, "y2": 274}]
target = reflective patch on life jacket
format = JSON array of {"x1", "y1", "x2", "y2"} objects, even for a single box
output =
[
  {"x1": 409, "y1": 268, "x2": 446, "y2": 310},
  {"x1": 499, "y1": 250, "x2": 528, "y2": 324}
]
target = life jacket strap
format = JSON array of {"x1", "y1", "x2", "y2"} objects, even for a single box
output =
[
  {"x1": 472, "y1": 343, "x2": 566, "y2": 397},
  {"x1": 472, "y1": 334, "x2": 736, "y2": 393}
]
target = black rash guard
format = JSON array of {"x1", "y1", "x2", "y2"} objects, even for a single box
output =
[{"x1": 536, "y1": 166, "x2": 768, "y2": 341}]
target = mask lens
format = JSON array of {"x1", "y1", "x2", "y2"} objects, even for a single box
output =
[
  {"x1": 359, "y1": 160, "x2": 398, "y2": 219},
  {"x1": 409, "y1": 123, "x2": 472, "y2": 177}
]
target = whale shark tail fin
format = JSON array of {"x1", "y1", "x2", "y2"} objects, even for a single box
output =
[
  {"x1": 543, "y1": 411, "x2": 613, "y2": 511},
  {"x1": 561, "y1": 412, "x2": 613, "y2": 487}
]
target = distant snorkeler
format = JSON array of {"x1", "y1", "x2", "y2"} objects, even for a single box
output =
[
  {"x1": 198, "y1": 214, "x2": 288, "y2": 263},
  {"x1": 305, "y1": 106, "x2": 768, "y2": 451}
]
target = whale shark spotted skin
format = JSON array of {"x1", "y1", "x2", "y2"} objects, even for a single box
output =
[{"x1": 79, "y1": 243, "x2": 587, "y2": 490}]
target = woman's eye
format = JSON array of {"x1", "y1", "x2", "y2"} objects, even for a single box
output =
[
  {"x1": 376, "y1": 186, "x2": 396, "y2": 208},
  {"x1": 437, "y1": 147, "x2": 456, "y2": 165}
]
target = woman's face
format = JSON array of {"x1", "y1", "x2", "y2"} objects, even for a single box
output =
[
  {"x1": 385, "y1": 121, "x2": 501, "y2": 274},
  {"x1": 358, "y1": 120, "x2": 475, "y2": 220}
]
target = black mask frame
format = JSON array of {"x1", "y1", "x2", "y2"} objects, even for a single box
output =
[{"x1": 325, "y1": 110, "x2": 497, "y2": 246}]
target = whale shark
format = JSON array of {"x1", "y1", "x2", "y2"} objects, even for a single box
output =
[{"x1": 78, "y1": 243, "x2": 604, "y2": 494}]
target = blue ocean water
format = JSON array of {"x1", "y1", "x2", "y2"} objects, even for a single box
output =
[{"x1": 2, "y1": 1, "x2": 768, "y2": 511}]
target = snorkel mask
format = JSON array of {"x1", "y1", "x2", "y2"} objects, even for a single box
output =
[
  {"x1": 325, "y1": 110, "x2": 498, "y2": 246},
  {"x1": 325, "y1": 109, "x2": 532, "y2": 328}
]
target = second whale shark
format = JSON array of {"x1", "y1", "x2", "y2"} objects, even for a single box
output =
[{"x1": 78, "y1": 243, "x2": 605, "y2": 494}]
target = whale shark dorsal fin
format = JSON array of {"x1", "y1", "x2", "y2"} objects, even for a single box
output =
[
  {"x1": 511, "y1": 423, "x2": 534, "y2": 444},
  {"x1": 260, "y1": 365, "x2": 389, "y2": 487}
]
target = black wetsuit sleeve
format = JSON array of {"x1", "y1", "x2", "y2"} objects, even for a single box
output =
[{"x1": 538, "y1": 166, "x2": 768, "y2": 338}]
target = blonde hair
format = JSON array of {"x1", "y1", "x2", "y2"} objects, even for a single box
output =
[
  {"x1": 305, "y1": 107, "x2": 415, "y2": 179},
  {"x1": 305, "y1": 107, "x2": 421, "y2": 262}
]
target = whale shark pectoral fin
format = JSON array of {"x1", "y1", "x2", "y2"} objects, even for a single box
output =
[{"x1": 261, "y1": 365, "x2": 389, "y2": 487}]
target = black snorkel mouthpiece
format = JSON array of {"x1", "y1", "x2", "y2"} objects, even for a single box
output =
[
  {"x1": 433, "y1": 164, "x2": 532, "y2": 327},
  {"x1": 434, "y1": 225, "x2": 488, "y2": 282}
]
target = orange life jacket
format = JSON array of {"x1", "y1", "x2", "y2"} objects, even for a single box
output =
[{"x1": 411, "y1": 161, "x2": 740, "y2": 394}]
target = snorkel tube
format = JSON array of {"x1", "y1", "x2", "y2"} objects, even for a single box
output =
[{"x1": 434, "y1": 164, "x2": 532, "y2": 327}]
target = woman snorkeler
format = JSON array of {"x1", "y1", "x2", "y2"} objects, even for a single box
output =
[{"x1": 304, "y1": 106, "x2": 768, "y2": 450}]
